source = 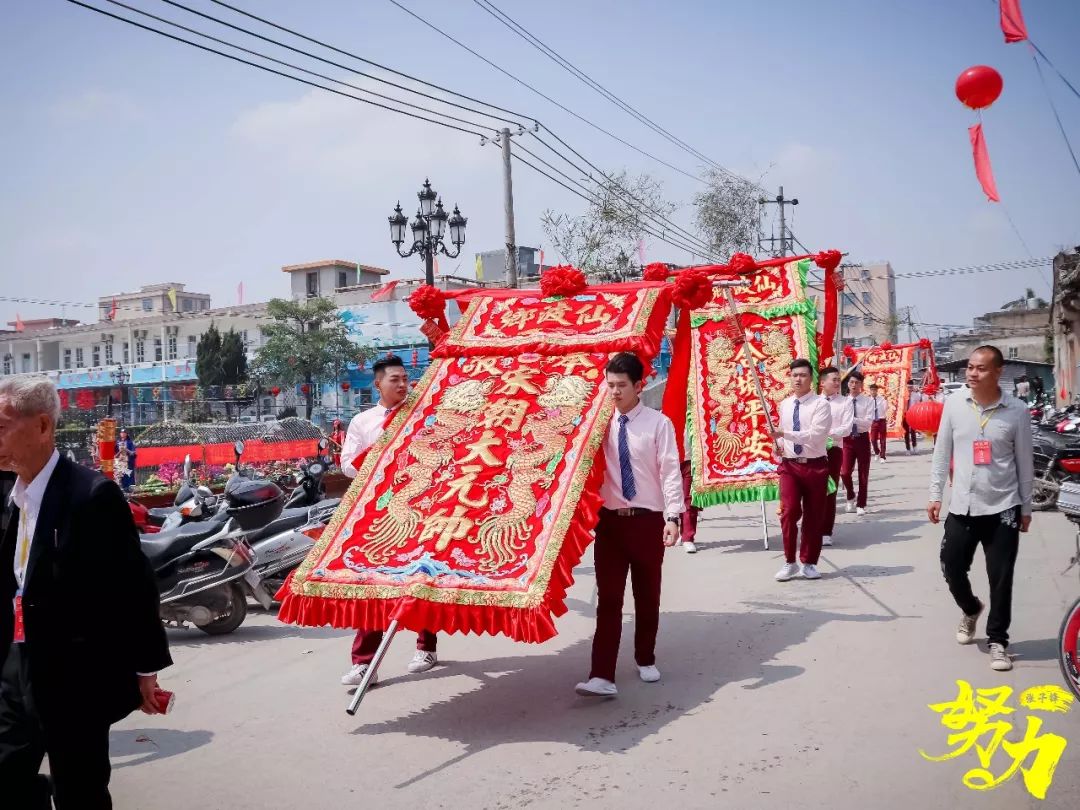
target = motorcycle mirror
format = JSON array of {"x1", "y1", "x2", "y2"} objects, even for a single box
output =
[
  {"x1": 183, "y1": 454, "x2": 192, "y2": 479},
  {"x1": 196, "y1": 485, "x2": 214, "y2": 498},
  {"x1": 234, "y1": 440, "x2": 245, "y2": 456}
]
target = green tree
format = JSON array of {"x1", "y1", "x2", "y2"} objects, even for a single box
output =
[
  {"x1": 693, "y1": 170, "x2": 762, "y2": 259},
  {"x1": 195, "y1": 323, "x2": 224, "y2": 388},
  {"x1": 252, "y1": 297, "x2": 368, "y2": 419},
  {"x1": 220, "y1": 329, "x2": 248, "y2": 385}
]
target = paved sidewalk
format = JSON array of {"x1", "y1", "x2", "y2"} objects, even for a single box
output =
[{"x1": 111, "y1": 446, "x2": 1080, "y2": 809}]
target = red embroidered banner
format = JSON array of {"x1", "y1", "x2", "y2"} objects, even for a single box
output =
[
  {"x1": 439, "y1": 284, "x2": 671, "y2": 358},
  {"x1": 688, "y1": 303, "x2": 816, "y2": 506},
  {"x1": 136, "y1": 439, "x2": 318, "y2": 468},
  {"x1": 278, "y1": 353, "x2": 613, "y2": 642},
  {"x1": 851, "y1": 345, "x2": 916, "y2": 439}
]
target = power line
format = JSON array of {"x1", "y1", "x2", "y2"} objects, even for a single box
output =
[
  {"x1": 165, "y1": 0, "x2": 714, "y2": 258},
  {"x1": 71, "y1": 1, "x2": 709, "y2": 259},
  {"x1": 104, "y1": 0, "x2": 508, "y2": 134},
  {"x1": 384, "y1": 0, "x2": 709, "y2": 185},
  {"x1": 204, "y1": 0, "x2": 533, "y2": 124},
  {"x1": 469, "y1": 0, "x2": 742, "y2": 182},
  {"x1": 66, "y1": 0, "x2": 487, "y2": 139}
]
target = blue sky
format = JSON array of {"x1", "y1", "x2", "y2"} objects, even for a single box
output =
[{"x1": 2, "y1": 0, "x2": 1078, "y2": 336}]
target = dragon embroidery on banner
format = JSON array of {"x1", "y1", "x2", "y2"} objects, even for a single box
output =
[
  {"x1": 360, "y1": 379, "x2": 490, "y2": 564},
  {"x1": 473, "y1": 374, "x2": 590, "y2": 573},
  {"x1": 704, "y1": 334, "x2": 742, "y2": 467},
  {"x1": 761, "y1": 329, "x2": 794, "y2": 406}
]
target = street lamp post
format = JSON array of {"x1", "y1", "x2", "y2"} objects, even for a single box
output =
[
  {"x1": 389, "y1": 179, "x2": 467, "y2": 287},
  {"x1": 109, "y1": 364, "x2": 128, "y2": 421}
]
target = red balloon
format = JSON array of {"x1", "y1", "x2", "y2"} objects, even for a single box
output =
[
  {"x1": 300, "y1": 383, "x2": 311, "y2": 395},
  {"x1": 955, "y1": 65, "x2": 1003, "y2": 110},
  {"x1": 340, "y1": 381, "x2": 351, "y2": 391},
  {"x1": 269, "y1": 386, "x2": 280, "y2": 397},
  {"x1": 905, "y1": 400, "x2": 945, "y2": 436}
]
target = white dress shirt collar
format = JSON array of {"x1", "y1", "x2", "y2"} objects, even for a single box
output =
[{"x1": 10, "y1": 449, "x2": 60, "y2": 514}]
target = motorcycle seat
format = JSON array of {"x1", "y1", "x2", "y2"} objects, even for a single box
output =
[
  {"x1": 146, "y1": 506, "x2": 176, "y2": 525},
  {"x1": 140, "y1": 512, "x2": 229, "y2": 568},
  {"x1": 244, "y1": 506, "x2": 311, "y2": 543}
]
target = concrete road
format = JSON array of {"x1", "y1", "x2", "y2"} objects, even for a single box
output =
[{"x1": 111, "y1": 447, "x2": 1080, "y2": 809}]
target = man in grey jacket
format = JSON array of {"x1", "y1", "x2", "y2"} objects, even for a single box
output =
[{"x1": 928, "y1": 345, "x2": 1034, "y2": 672}]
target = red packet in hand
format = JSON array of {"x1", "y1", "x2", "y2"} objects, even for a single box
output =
[
  {"x1": 973, "y1": 440, "x2": 991, "y2": 466},
  {"x1": 154, "y1": 688, "x2": 175, "y2": 715}
]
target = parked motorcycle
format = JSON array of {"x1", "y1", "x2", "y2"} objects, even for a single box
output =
[
  {"x1": 140, "y1": 442, "x2": 282, "y2": 635},
  {"x1": 1032, "y1": 428, "x2": 1080, "y2": 511}
]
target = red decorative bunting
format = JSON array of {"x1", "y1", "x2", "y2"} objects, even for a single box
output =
[{"x1": 969, "y1": 123, "x2": 1001, "y2": 202}]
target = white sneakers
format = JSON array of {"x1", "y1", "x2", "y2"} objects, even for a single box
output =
[
  {"x1": 575, "y1": 677, "x2": 618, "y2": 697},
  {"x1": 956, "y1": 601, "x2": 984, "y2": 644},
  {"x1": 775, "y1": 562, "x2": 801, "y2": 581},
  {"x1": 340, "y1": 663, "x2": 378, "y2": 687},
  {"x1": 845, "y1": 500, "x2": 856, "y2": 514},
  {"x1": 407, "y1": 651, "x2": 438, "y2": 673},
  {"x1": 878, "y1": 456, "x2": 887, "y2": 464},
  {"x1": 341, "y1": 651, "x2": 437, "y2": 685},
  {"x1": 638, "y1": 665, "x2": 661, "y2": 683},
  {"x1": 822, "y1": 535, "x2": 833, "y2": 547},
  {"x1": 856, "y1": 507, "x2": 866, "y2": 517},
  {"x1": 801, "y1": 564, "x2": 821, "y2": 580},
  {"x1": 683, "y1": 542, "x2": 698, "y2": 554},
  {"x1": 574, "y1": 667, "x2": 659, "y2": 696},
  {"x1": 989, "y1": 643, "x2": 1013, "y2": 671}
]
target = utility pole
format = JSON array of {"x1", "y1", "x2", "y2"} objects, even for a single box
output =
[
  {"x1": 501, "y1": 128, "x2": 518, "y2": 288},
  {"x1": 757, "y1": 186, "x2": 799, "y2": 257},
  {"x1": 836, "y1": 265, "x2": 845, "y2": 364}
]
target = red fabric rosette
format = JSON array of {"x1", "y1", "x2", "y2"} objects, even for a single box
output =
[
  {"x1": 409, "y1": 284, "x2": 450, "y2": 336},
  {"x1": 539, "y1": 265, "x2": 588, "y2": 298},
  {"x1": 728, "y1": 253, "x2": 757, "y2": 275},
  {"x1": 672, "y1": 268, "x2": 713, "y2": 311},
  {"x1": 643, "y1": 262, "x2": 672, "y2": 282}
]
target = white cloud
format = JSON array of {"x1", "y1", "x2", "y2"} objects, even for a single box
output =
[{"x1": 49, "y1": 90, "x2": 142, "y2": 123}]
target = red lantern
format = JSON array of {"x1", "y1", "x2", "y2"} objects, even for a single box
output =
[
  {"x1": 340, "y1": 381, "x2": 351, "y2": 392},
  {"x1": 300, "y1": 383, "x2": 311, "y2": 395},
  {"x1": 905, "y1": 400, "x2": 945, "y2": 437},
  {"x1": 955, "y1": 66, "x2": 1003, "y2": 110},
  {"x1": 269, "y1": 386, "x2": 280, "y2": 397}
]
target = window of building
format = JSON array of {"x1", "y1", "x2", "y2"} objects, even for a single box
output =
[
  {"x1": 861, "y1": 266, "x2": 870, "y2": 280},
  {"x1": 75, "y1": 348, "x2": 84, "y2": 368},
  {"x1": 135, "y1": 340, "x2": 145, "y2": 363},
  {"x1": 154, "y1": 337, "x2": 163, "y2": 362},
  {"x1": 2, "y1": 355, "x2": 10, "y2": 375},
  {"x1": 21, "y1": 354, "x2": 31, "y2": 373},
  {"x1": 122, "y1": 342, "x2": 129, "y2": 364},
  {"x1": 104, "y1": 341, "x2": 113, "y2": 364},
  {"x1": 142, "y1": 298, "x2": 153, "y2": 312},
  {"x1": 843, "y1": 293, "x2": 857, "y2": 308},
  {"x1": 202, "y1": 300, "x2": 209, "y2": 310},
  {"x1": 92, "y1": 345, "x2": 101, "y2": 367},
  {"x1": 240, "y1": 330, "x2": 248, "y2": 348},
  {"x1": 1008, "y1": 346, "x2": 1019, "y2": 359},
  {"x1": 63, "y1": 349, "x2": 71, "y2": 370},
  {"x1": 862, "y1": 291, "x2": 871, "y2": 305},
  {"x1": 183, "y1": 298, "x2": 193, "y2": 312},
  {"x1": 167, "y1": 334, "x2": 177, "y2": 360},
  {"x1": 863, "y1": 314, "x2": 873, "y2": 326},
  {"x1": 337, "y1": 270, "x2": 348, "y2": 289},
  {"x1": 306, "y1": 272, "x2": 319, "y2": 297},
  {"x1": 188, "y1": 335, "x2": 197, "y2": 357},
  {"x1": 311, "y1": 385, "x2": 323, "y2": 407},
  {"x1": 360, "y1": 387, "x2": 372, "y2": 406}
]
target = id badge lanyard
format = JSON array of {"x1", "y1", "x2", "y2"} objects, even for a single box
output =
[{"x1": 970, "y1": 401, "x2": 1000, "y2": 465}]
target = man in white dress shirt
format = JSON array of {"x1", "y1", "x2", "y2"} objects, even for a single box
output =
[
  {"x1": 820, "y1": 366, "x2": 853, "y2": 547},
  {"x1": 576, "y1": 353, "x2": 683, "y2": 698},
  {"x1": 868, "y1": 383, "x2": 890, "y2": 462},
  {"x1": 338, "y1": 356, "x2": 439, "y2": 687},
  {"x1": 771, "y1": 358, "x2": 832, "y2": 581},
  {"x1": 903, "y1": 379, "x2": 923, "y2": 455},
  {"x1": 841, "y1": 372, "x2": 874, "y2": 516}
]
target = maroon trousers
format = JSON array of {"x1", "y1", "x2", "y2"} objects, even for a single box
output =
[
  {"x1": 590, "y1": 508, "x2": 665, "y2": 682},
  {"x1": 870, "y1": 419, "x2": 888, "y2": 459},
  {"x1": 778, "y1": 458, "x2": 829, "y2": 565},
  {"x1": 841, "y1": 434, "x2": 872, "y2": 508},
  {"x1": 822, "y1": 445, "x2": 844, "y2": 537},
  {"x1": 352, "y1": 629, "x2": 437, "y2": 665},
  {"x1": 680, "y1": 460, "x2": 700, "y2": 543}
]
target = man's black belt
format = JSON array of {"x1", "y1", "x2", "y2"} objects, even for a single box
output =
[
  {"x1": 602, "y1": 507, "x2": 659, "y2": 516},
  {"x1": 783, "y1": 456, "x2": 827, "y2": 464}
]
